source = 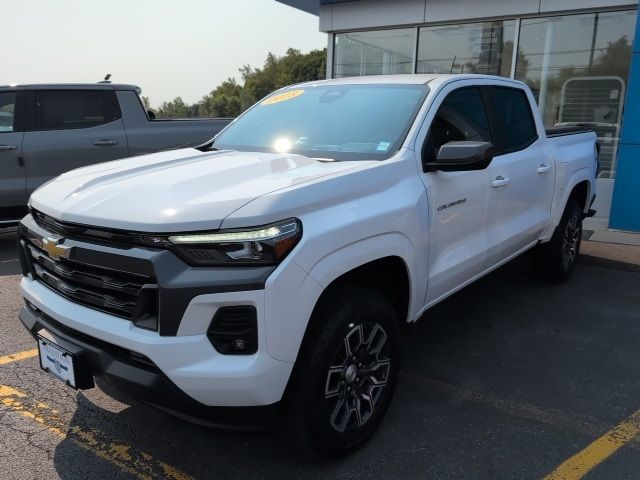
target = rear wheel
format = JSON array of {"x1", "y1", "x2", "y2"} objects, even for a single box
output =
[
  {"x1": 532, "y1": 199, "x2": 583, "y2": 283},
  {"x1": 284, "y1": 286, "x2": 400, "y2": 457}
]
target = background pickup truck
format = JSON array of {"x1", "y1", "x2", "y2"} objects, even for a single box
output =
[
  {"x1": 17, "y1": 74, "x2": 598, "y2": 457},
  {"x1": 0, "y1": 83, "x2": 232, "y2": 226}
]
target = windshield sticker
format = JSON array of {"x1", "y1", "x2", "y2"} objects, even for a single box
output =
[
  {"x1": 376, "y1": 141, "x2": 391, "y2": 152},
  {"x1": 261, "y1": 89, "x2": 305, "y2": 106}
]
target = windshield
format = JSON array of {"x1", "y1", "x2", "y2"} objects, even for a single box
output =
[{"x1": 213, "y1": 84, "x2": 429, "y2": 161}]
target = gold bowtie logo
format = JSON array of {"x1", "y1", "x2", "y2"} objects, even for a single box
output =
[{"x1": 41, "y1": 236, "x2": 71, "y2": 260}]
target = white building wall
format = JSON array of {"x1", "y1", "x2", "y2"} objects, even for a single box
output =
[
  {"x1": 319, "y1": 0, "x2": 638, "y2": 32},
  {"x1": 424, "y1": 0, "x2": 539, "y2": 23}
]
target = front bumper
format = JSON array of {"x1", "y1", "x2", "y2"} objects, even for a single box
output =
[
  {"x1": 20, "y1": 302, "x2": 281, "y2": 429},
  {"x1": 20, "y1": 276, "x2": 294, "y2": 408}
]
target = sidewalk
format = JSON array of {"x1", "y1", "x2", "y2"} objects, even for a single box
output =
[{"x1": 581, "y1": 229, "x2": 640, "y2": 272}]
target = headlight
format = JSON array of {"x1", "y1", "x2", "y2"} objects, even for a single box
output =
[{"x1": 166, "y1": 219, "x2": 301, "y2": 266}]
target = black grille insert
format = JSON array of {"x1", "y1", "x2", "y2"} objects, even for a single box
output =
[
  {"x1": 25, "y1": 241, "x2": 157, "y2": 323},
  {"x1": 31, "y1": 209, "x2": 140, "y2": 247}
]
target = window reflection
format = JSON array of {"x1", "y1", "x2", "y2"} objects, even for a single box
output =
[
  {"x1": 417, "y1": 21, "x2": 516, "y2": 76},
  {"x1": 516, "y1": 11, "x2": 637, "y2": 178},
  {"x1": 334, "y1": 29, "x2": 415, "y2": 78}
]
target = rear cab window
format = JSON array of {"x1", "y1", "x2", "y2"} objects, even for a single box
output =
[
  {"x1": 490, "y1": 86, "x2": 538, "y2": 153},
  {"x1": 31, "y1": 90, "x2": 121, "y2": 131}
]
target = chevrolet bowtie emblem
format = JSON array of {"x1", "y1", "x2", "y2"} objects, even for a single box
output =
[{"x1": 41, "y1": 236, "x2": 71, "y2": 261}]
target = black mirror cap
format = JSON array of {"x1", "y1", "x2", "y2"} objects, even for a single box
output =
[{"x1": 424, "y1": 141, "x2": 495, "y2": 172}]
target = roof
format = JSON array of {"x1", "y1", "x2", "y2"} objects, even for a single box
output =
[
  {"x1": 0, "y1": 83, "x2": 140, "y2": 92},
  {"x1": 297, "y1": 74, "x2": 442, "y2": 86},
  {"x1": 276, "y1": 0, "x2": 354, "y2": 15},
  {"x1": 293, "y1": 73, "x2": 526, "y2": 88}
]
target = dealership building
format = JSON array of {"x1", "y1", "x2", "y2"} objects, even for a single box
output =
[{"x1": 279, "y1": 0, "x2": 640, "y2": 233}]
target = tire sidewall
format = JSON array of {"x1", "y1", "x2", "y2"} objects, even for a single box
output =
[
  {"x1": 557, "y1": 201, "x2": 583, "y2": 278},
  {"x1": 290, "y1": 288, "x2": 400, "y2": 456}
]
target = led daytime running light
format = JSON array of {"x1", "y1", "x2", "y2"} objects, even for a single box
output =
[{"x1": 169, "y1": 221, "x2": 297, "y2": 244}]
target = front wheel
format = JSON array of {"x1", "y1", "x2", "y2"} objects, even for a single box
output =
[
  {"x1": 532, "y1": 199, "x2": 583, "y2": 283},
  {"x1": 284, "y1": 286, "x2": 400, "y2": 457}
]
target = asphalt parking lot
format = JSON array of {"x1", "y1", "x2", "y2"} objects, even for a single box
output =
[{"x1": 1, "y1": 230, "x2": 639, "y2": 480}]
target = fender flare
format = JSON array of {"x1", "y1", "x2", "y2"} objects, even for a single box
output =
[
  {"x1": 307, "y1": 232, "x2": 417, "y2": 290},
  {"x1": 542, "y1": 168, "x2": 593, "y2": 241}
]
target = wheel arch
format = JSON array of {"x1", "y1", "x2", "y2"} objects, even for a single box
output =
[
  {"x1": 313, "y1": 256, "x2": 411, "y2": 325},
  {"x1": 305, "y1": 233, "x2": 421, "y2": 325},
  {"x1": 293, "y1": 251, "x2": 413, "y2": 366},
  {"x1": 543, "y1": 169, "x2": 594, "y2": 242},
  {"x1": 568, "y1": 179, "x2": 591, "y2": 214}
]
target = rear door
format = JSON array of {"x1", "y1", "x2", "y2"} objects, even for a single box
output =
[
  {"x1": 22, "y1": 89, "x2": 129, "y2": 196},
  {"x1": 418, "y1": 84, "x2": 493, "y2": 305},
  {"x1": 484, "y1": 84, "x2": 555, "y2": 266},
  {"x1": 0, "y1": 89, "x2": 27, "y2": 218}
]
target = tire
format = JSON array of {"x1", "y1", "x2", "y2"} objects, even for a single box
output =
[
  {"x1": 532, "y1": 199, "x2": 583, "y2": 283},
  {"x1": 283, "y1": 285, "x2": 400, "y2": 457}
]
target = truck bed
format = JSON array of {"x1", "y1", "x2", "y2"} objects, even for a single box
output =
[{"x1": 545, "y1": 125, "x2": 594, "y2": 138}]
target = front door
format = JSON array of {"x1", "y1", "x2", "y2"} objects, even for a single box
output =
[
  {"x1": 418, "y1": 84, "x2": 494, "y2": 306},
  {"x1": 22, "y1": 89, "x2": 129, "y2": 196},
  {"x1": 0, "y1": 90, "x2": 27, "y2": 219}
]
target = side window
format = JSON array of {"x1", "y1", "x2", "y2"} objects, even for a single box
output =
[
  {"x1": 33, "y1": 90, "x2": 121, "y2": 131},
  {"x1": 0, "y1": 92, "x2": 16, "y2": 133},
  {"x1": 423, "y1": 87, "x2": 491, "y2": 162},
  {"x1": 491, "y1": 87, "x2": 537, "y2": 152}
]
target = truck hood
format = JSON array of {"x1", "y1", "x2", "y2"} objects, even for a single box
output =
[{"x1": 29, "y1": 148, "x2": 374, "y2": 232}]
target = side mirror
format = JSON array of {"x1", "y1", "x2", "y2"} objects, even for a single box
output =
[
  {"x1": 147, "y1": 110, "x2": 157, "y2": 120},
  {"x1": 425, "y1": 141, "x2": 495, "y2": 172}
]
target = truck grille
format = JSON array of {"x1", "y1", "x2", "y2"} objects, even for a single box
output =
[
  {"x1": 25, "y1": 241, "x2": 157, "y2": 320},
  {"x1": 31, "y1": 209, "x2": 139, "y2": 247}
]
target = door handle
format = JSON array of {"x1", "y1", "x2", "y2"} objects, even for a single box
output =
[
  {"x1": 94, "y1": 139, "x2": 118, "y2": 146},
  {"x1": 0, "y1": 144, "x2": 17, "y2": 151},
  {"x1": 491, "y1": 176, "x2": 510, "y2": 188},
  {"x1": 537, "y1": 164, "x2": 552, "y2": 174}
]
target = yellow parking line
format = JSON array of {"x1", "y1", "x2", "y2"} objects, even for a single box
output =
[
  {"x1": 0, "y1": 348, "x2": 38, "y2": 366},
  {"x1": 543, "y1": 410, "x2": 640, "y2": 479},
  {"x1": 0, "y1": 384, "x2": 192, "y2": 480}
]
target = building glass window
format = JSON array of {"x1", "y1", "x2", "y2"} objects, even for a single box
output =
[
  {"x1": 334, "y1": 29, "x2": 415, "y2": 78},
  {"x1": 515, "y1": 10, "x2": 638, "y2": 178},
  {"x1": 417, "y1": 21, "x2": 516, "y2": 76}
]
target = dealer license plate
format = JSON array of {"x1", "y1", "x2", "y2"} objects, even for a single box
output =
[{"x1": 38, "y1": 336, "x2": 76, "y2": 388}]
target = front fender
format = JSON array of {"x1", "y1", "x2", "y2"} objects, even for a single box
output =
[{"x1": 263, "y1": 233, "x2": 423, "y2": 363}]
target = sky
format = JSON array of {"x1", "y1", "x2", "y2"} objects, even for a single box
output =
[{"x1": 3, "y1": 0, "x2": 326, "y2": 107}]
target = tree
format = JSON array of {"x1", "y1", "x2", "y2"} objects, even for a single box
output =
[
  {"x1": 155, "y1": 96, "x2": 197, "y2": 119},
  {"x1": 141, "y1": 96, "x2": 152, "y2": 110},
  {"x1": 150, "y1": 48, "x2": 327, "y2": 118},
  {"x1": 240, "y1": 48, "x2": 327, "y2": 108},
  {"x1": 199, "y1": 78, "x2": 243, "y2": 117},
  {"x1": 588, "y1": 36, "x2": 633, "y2": 79}
]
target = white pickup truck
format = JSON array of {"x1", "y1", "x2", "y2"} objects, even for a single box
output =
[{"x1": 17, "y1": 74, "x2": 598, "y2": 456}]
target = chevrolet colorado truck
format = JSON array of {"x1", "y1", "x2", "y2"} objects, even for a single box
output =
[
  {"x1": 0, "y1": 83, "x2": 231, "y2": 226},
  {"x1": 16, "y1": 74, "x2": 598, "y2": 456}
]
